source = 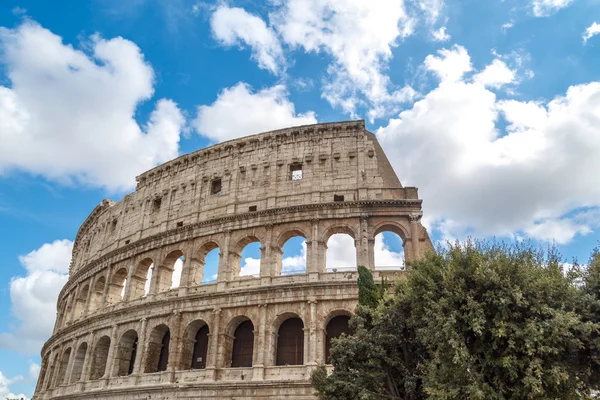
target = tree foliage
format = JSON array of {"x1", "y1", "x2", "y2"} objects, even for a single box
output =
[{"x1": 312, "y1": 241, "x2": 600, "y2": 400}]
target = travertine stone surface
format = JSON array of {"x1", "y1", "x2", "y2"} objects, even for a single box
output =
[{"x1": 33, "y1": 120, "x2": 433, "y2": 400}]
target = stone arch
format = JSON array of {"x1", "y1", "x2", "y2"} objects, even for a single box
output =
[
  {"x1": 73, "y1": 284, "x2": 90, "y2": 320},
  {"x1": 192, "y1": 240, "x2": 221, "y2": 285},
  {"x1": 157, "y1": 249, "x2": 184, "y2": 292},
  {"x1": 272, "y1": 313, "x2": 304, "y2": 366},
  {"x1": 89, "y1": 276, "x2": 106, "y2": 312},
  {"x1": 233, "y1": 236, "x2": 262, "y2": 278},
  {"x1": 114, "y1": 329, "x2": 138, "y2": 377},
  {"x1": 144, "y1": 323, "x2": 171, "y2": 373},
  {"x1": 55, "y1": 346, "x2": 72, "y2": 386},
  {"x1": 107, "y1": 267, "x2": 128, "y2": 304},
  {"x1": 181, "y1": 319, "x2": 210, "y2": 370},
  {"x1": 36, "y1": 354, "x2": 49, "y2": 393},
  {"x1": 276, "y1": 229, "x2": 309, "y2": 276},
  {"x1": 372, "y1": 221, "x2": 409, "y2": 242},
  {"x1": 324, "y1": 226, "x2": 358, "y2": 272},
  {"x1": 45, "y1": 353, "x2": 59, "y2": 389},
  {"x1": 130, "y1": 258, "x2": 154, "y2": 299},
  {"x1": 224, "y1": 316, "x2": 254, "y2": 368},
  {"x1": 69, "y1": 342, "x2": 88, "y2": 383},
  {"x1": 90, "y1": 335, "x2": 111, "y2": 380}
]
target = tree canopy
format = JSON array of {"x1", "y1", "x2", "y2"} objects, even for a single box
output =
[{"x1": 312, "y1": 241, "x2": 600, "y2": 400}]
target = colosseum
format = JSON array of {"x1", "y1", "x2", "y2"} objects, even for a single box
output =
[{"x1": 33, "y1": 120, "x2": 433, "y2": 400}]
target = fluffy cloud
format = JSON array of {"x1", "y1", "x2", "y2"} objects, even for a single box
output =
[
  {"x1": 432, "y1": 26, "x2": 450, "y2": 42},
  {"x1": 0, "y1": 22, "x2": 185, "y2": 192},
  {"x1": 211, "y1": 6, "x2": 284, "y2": 75},
  {"x1": 0, "y1": 240, "x2": 72, "y2": 354},
  {"x1": 282, "y1": 241, "x2": 307, "y2": 275},
  {"x1": 272, "y1": 0, "x2": 417, "y2": 120},
  {"x1": 474, "y1": 59, "x2": 516, "y2": 89},
  {"x1": 325, "y1": 234, "x2": 357, "y2": 270},
  {"x1": 373, "y1": 234, "x2": 405, "y2": 268},
  {"x1": 240, "y1": 257, "x2": 260, "y2": 277},
  {"x1": 0, "y1": 369, "x2": 28, "y2": 400},
  {"x1": 583, "y1": 22, "x2": 600, "y2": 43},
  {"x1": 377, "y1": 45, "x2": 600, "y2": 244},
  {"x1": 193, "y1": 82, "x2": 316, "y2": 142},
  {"x1": 532, "y1": 0, "x2": 573, "y2": 17}
]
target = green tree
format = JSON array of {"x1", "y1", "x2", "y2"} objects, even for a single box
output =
[{"x1": 313, "y1": 241, "x2": 600, "y2": 400}]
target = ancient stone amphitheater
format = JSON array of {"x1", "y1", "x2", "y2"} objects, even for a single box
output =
[{"x1": 33, "y1": 120, "x2": 432, "y2": 400}]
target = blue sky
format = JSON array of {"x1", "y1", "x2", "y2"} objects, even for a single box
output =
[{"x1": 1, "y1": 0, "x2": 600, "y2": 397}]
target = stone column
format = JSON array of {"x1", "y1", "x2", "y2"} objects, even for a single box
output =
[
  {"x1": 69, "y1": 287, "x2": 79, "y2": 322},
  {"x1": 178, "y1": 243, "x2": 196, "y2": 296},
  {"x1": 260, "y1": 224, "x2": 273, "y2": 285},
  {"x1": 408, "y1": 213, "x2": 422, "y2": 262},
  {"x1": 148, "y1": 250, "x2": 165, "y2": 296},
  {"x1": 206, "y1": 308, "x2": 222, "y2": 380},
  {"x1": 123, "y1": 263, "x2": 136, "y2": 302},
  {"x1": 217, "y1": 231, "x2": 231, "y2": 290},
  {"x1": 308, "y1": 219, "x2": 321, "y2": 279},
  {"x1": 252, "y1": 304, "x2": 267, "y2": 380},
  {"x1": 308, "y1": 300, "x2": 318, "y2": 365},
  {"x1": 132, "y1": 317, "x2": 148, "y2": 376},
  {"x1": 80, "y1": 330, "x2": 96, "y2": 384},
  {"x1": 168, "y1": 311, "x2": 184, "y2": 380},
  {"x1": 83, "y1": 280, "x2": 94, "y2": 316},
  {"x1": 105, "y1": 324, "x2": 119, "y2": 379},
  {"x1": 50, "y1": 344, "x2": 65, "y2": 389},
  {"x1": 356, "y1": 216, "x2": 371, "y2": 269},
  {"x1": 64, "y1": 339, "x2": 78, "y2": 385},
  {"x1": 41, "y1": 351, "x2": 55, "y2": 391}
]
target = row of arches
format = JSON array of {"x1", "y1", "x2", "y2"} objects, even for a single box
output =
[
  {"x1": 42, "y1": 313, "x2": 351, "y2": 390},
  {"x1": 59, "y1": 228, "x2": 405, "y2": 328}
]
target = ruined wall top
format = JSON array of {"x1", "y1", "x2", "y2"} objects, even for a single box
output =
[{"x1": 69, "y1": 120, "x2": 419, "y2": 275}]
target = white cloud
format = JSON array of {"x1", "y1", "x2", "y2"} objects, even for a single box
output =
[
  {"x1": 282, "y1": 241, "x2": 307, "y2": 275},
  {"x1": 501, "y1": 21, "x2": 515, "y2": 33},
  {"x1": 583, "y1": 22, "x2": 600, "y2": 43},
  {"x1": 0, "y1": 369, "x2": 28, "y2": 400},
  {"x1": 193, "y1": 82, "x2": 316, "y2": 142},
  {"x1": 211, "y1": 6, "x2": 284, "y2": 75},
  {"x1": 374, "y1": 234, "x2": 405, "y2": 267},
  {"x1": 240, "y1": 257, "x2": 260, "y2": 276},
  {"x1": 0, "y1": 240, "x2": 72, "y2": 354},
  {"x1": 532, "y1": 0, "x2": 573, "y2": 17},
  {"x1": 271, "y1": 0, "x2": 418, "y2": 120},
  {"x1": 171, "y1": 258, "x2": 183, "y2": 288},
  {"x1": 326, "y1": 234, "x2": 357, "y2": 270},
  {"x1": 473, "y1": 59, "x2": 516, "y2": 89},
  {"x1": 377, "y1": 45, "x2": 600, "y2": 244},
  {"x1": 432, "y1": 26, "x2": 450, "y2": 42},
  {"x1": 0, "y1": 22, "x2": 185, "y2": 192}
]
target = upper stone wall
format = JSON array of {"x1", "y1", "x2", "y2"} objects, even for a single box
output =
[{"x1": 69, "y1": 120, "x2": 416, "y2": 274}]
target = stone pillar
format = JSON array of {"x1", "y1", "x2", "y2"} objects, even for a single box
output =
[
  {"x1": 69, "y1": 287, "x2": 79, "y2": 322},
  {"x1": 123, "y1": 264, "x2": 136, "y2": 302},
  {"x1": 217, "y1": 231, "x2": 231, "y2": 290},
  {"x1": 83, "y1": 281, "x2": 94, "y2": 316},
  {"x1": 80, "y1": 330, "x2": 96, "y2": 383},
  {"x1": 206, "y1": 308, "x2": 221, "y2": 380},
  {"x1": 252, "y1": 304, "x2": 267, "y2": 380},
  {"x1": 64, "y1": 339, "x2": 78, "y2": 385},
  {"x1": 308, "y1": 300, "x2": 318, "y2": 365},
  {"x1": 105, "y1": 324, "x2": 119, "y2": 379},
  {"x1": 357, "y1": 216, "x2": 373, "y2": 270},
  {"x1": 133, "y1": 317, "x2": 148, "y2": 375},
  {"x1": 148, "y1": 250, "x2": 165, "y2": 296},
  {"x1": 408, "y1": 213, "x2": 422, "y2": 262},
  {"x1": 41, "y1": 351, "x2": 55, "y2": 391},
  {"x1": 50, "y1": 344, "x2": 65, "y2": 389},
  {"x1": 260, "y1": 224, "x2": 273, "y2": 285},
  {"x1": 308, "y1": 219, "x2": 321, "y2": 279},
  {"x1": 168, "y1": 311, "x2": 184, "y2": 379},
  {"x1": 178, "y1": 243, "x2": 196, "y2": 296}
]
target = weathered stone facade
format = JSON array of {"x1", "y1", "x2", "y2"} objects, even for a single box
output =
[{"x1": 33, "y1": 120, "x2": 433, "y2": 400}]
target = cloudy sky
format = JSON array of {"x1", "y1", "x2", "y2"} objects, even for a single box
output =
[{"x1": 1, "y1": 0, "x2": 599, "y2": 397}]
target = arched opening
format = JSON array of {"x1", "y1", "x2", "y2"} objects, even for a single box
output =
[
  {"x1": 159, "y1": 250, "x2": 184, "y2": 292},
  {"x1": 326, "y1": 233, "x2": 356, "y2": 271},
  {"x1": 374, "y1": 231, "x2": 405, "y2": 270},
  {"x1": 90, "y1": 336, "x2": 110, "y2": 380},
  {"x1": 107, "y1": 267, "x2": 128, "y2": 304},
  {"x1": 115, "y1": 330, "x2": 138, "y2": 377},
  {"x1": 181, "y1": 320, "x2": 210, "y2": 370},
  {"x1": 73, "y1": 285, "x2": 89, "y2": 319},
  {"x1": 36, "y1": 355, "x2": 49, "y2": 392},
  {"x1": 55, "y1": 347, "x2": 72, "y2": 386},
  {"x1": 193, "y1": 242, "x2": 221, "y2": 285},
  {"x1": 89, "y1": 277, "x2": 106, "y2": 312},
  {"x1": 70, "y1": 342, "x2": 88, "y2": 383},
  {"x1": 230, "y1": 320, "x2": 254, "y2": 367},
  {"x1": 325, "y1": 315, "x2": 352, "y2": 364},
  {"x1": 130, "y1": 258, "x2": 154, "y2": 299},
  {"x1": 280, "y1": 235, "x2": 307, "y2": 276},
  {"x1": 46, "y1": 354, "x2": 59, "y2": 389},
  {"x1": 238, "y1": 239, "x2": 262, "y2": 278},
  {"x1": 145, "y1": 324, "x2": 170, "y2": 373},
  {"x1": 276, "y1": 318, "x2": 304, "y2": 366}
]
